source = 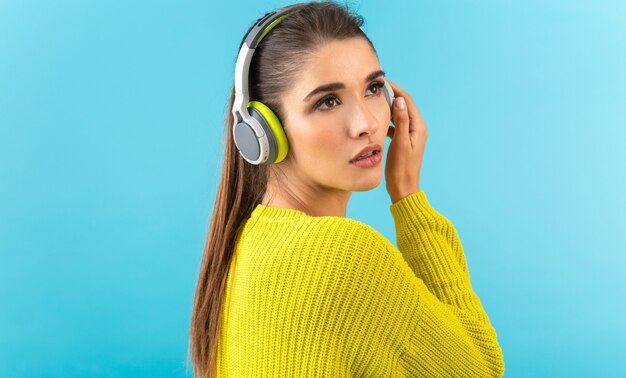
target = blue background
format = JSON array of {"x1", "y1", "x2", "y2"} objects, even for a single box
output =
[{"x1": 1, "y1": 0, "x2": 624, "y2": 377}]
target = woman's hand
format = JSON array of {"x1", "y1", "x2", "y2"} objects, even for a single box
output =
[{"x1": 384, "y1": 79, "x2": 428, "y2": 204}]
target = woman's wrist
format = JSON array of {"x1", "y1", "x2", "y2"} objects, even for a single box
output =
[{"x1": 389, "y1": 188, "x2": 421, "y2": 204}]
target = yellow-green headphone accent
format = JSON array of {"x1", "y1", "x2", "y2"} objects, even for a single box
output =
[
  {"x1": 257, "y1": 13, "x2": 292, "y2": 44},
  {"x1": 248, "y1": 101, "x2": 288, "y2": 163}
]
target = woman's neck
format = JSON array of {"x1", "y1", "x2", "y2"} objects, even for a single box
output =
[{"x1": 261, "y1": 182, "x2": 351, "y2": 218}]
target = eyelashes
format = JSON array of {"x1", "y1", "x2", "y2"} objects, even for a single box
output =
[{"x1": 313, "y1": 80, "x2": 385, "y2": 111}]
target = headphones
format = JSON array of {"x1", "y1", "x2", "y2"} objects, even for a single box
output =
[{"x1": 232, "y1": 4, "x2": 395, "y2": 165}]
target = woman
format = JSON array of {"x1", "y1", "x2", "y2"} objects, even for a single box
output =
[{"x1": 189, "y1": 1, "x2": 505, "y2": 377}]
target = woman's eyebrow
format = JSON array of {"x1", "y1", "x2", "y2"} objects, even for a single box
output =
[{"x1": 302, "y1": 69, "x2": 385, "y2": 102}]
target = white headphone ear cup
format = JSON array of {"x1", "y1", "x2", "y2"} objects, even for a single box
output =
[{"x1": 383, "y1": 79, "x2": 395, "y2": 109}]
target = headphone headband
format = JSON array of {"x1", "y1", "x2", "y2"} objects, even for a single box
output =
[
  {"x1": 232, "y1": 5, "x2": 300, "y2": 133},
  {"x1": 241, "y1": 5, "x2": 301, "y2": 49}
]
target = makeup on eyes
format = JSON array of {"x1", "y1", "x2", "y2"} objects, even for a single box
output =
[
  {"x1": 312, "y1": 80, "x2": 385, "y2": 111},
  {"x1": 303, "y1": 69, "x2": 386, "y2": 102}
]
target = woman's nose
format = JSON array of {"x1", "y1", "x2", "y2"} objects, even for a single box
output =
[{"x1": 348, "y1": 99, "x2": 379, "y2": 137}]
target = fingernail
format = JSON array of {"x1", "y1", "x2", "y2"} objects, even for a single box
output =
[{"x1": 395, "y1": 97, "x2": 405, "y2": 109}]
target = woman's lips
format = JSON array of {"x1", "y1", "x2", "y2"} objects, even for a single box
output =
[
  {"x1": 350, "y1": 143, "x2": 383, "y2": 162},
  {"x1": 350, "y1": 150, "x2": 382, "y2": 168}
]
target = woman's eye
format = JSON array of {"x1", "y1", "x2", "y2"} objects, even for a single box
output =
[
  {"x1": 366, "y1": 81, "x2": 385, "y2": 96},
  {"x1": 315, "y1": 95, "x2": 340, "y2": 110},
  {"x1": 314, "y1": 82, "x2": 384, "y2": 111}
]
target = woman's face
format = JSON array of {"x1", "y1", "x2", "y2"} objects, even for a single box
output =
[{"x1": 279, "y1": 37, "x2": 391, "y2": 194}]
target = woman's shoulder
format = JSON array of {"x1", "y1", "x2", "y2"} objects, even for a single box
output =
[
  {"x1": 240, "y1": 209, "x2": 416, "y2": 306},
  {"x1": 242, "y1": 208, "x2": 398, "y2": 260},
  {"x1": 296, "y1": 213, "x2": 395, "y2": 250}
]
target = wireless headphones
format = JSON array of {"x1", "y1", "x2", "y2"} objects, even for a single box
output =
[{"x1": 232, "y1": 4, "x2": 395, "y2": 165}]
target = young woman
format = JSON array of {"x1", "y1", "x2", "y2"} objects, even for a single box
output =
[{"x1": 189, "y1": 2, "x2": 505, "y2": 377}]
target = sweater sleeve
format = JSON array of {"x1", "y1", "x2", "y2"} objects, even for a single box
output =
[{"x1": 388, "y1": 190, "x2": 505, "y2": 377}]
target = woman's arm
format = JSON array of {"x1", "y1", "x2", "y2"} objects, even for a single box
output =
[
  {"x1": 388, "y1": 189, "x2": 505, "y2": 376},
  {"x1": 391, "y1": 190, "x2": 479, "y2": 311}
]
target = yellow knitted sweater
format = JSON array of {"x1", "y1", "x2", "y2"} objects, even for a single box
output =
[{"x1": 216, "y1": 190, "x2": 505, "y2": 377}]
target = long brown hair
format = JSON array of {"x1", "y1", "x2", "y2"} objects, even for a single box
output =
[{"x1": 188, "y1": 2, "x2": 376, "y2": 376}]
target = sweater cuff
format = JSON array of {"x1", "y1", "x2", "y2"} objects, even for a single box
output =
[{"x1": 389, "y1": 190, "x2": 448, "y2": 231}]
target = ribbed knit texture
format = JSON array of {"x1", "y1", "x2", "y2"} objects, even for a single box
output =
[{"x1": 216, "y1": 190, "x2": 505, "y2": 377}]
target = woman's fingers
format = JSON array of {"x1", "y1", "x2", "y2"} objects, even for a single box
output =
[
  {"x1": 383, "y1": 78, "x2": 428, "y2": 202},
  {"x1": 386, "y1": 78, "x2": 427, "y2": 135},
  {"x1": 391, "y1": 96, "x2": 410, "y2": 146}
]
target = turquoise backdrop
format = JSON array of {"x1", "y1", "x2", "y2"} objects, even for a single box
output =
[{"x1": 1, "y1": 0, "x2": 624, "y2": 376}]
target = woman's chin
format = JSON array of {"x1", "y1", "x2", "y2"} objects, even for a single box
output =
[{"x1": 349, "y1": 174, "x2": 383, "y2": 192}]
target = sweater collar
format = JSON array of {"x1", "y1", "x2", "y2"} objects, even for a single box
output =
[{"x1": 251, "y1": 203, "x2": 312, "y2": 220}]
